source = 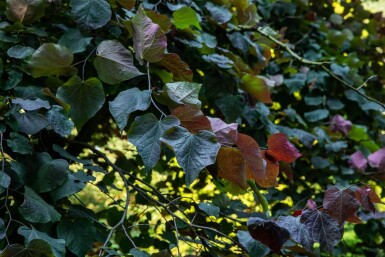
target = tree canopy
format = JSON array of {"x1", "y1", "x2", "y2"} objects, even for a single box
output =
[{"x1": 1, "y1": 0, "x2": 385, "y2": 256}]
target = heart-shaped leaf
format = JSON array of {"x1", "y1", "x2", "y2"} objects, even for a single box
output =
[
  {"x1": 160, "y1": 126, "x2": 220, "y2": 186},
  {"x1": 165, "y1": 81, "x2": 202, "y2": 108},
  {"x1": 128, "y1": 114, "x2": 180, "y2": 170},
  {"x1": 157, "y1": 53, "x2": 193, "y2": 82},
  {"x1": 6, "y1": 0, "x2": 45, "y2": 24},
  {"x1": 208, "y1": 117, "x2": 238, "y2": 145},
  {"x1": 171, "y1": 105, "x2": 211, "y2": 134},
  {"x1": 267, "y1": 133, "x2": 301, "y2": 163},
  {"x1": 355, "y1": 185, "x2": 382, "y2": 213},
  {"x1": 217, "y1": 147, "x2": 247, "y2": 189},
  {"x1": 57, "y1": 76, "x2": 105, "y2": 130},
  {"x1": 70, "y1": 0, "x2": 111, "y2": 29},
  {"x1": 241, "y1": 74, "x2": 272, "y2": 104},
  {"x1": 94, "y1": 40, "x2": 143, "y2": 84},
  {"x1": 1, "y1": 239, "x2": 55, "y2": 257}
]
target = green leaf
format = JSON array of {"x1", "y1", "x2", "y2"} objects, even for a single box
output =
[
  {"x1": 109, "y1": 88, "x2": 151, "y2": 131},
  {"x1": 0, "y1": 172, "x2": 11, "y2": 190},
  {"x1": 348, "y1": 125, "x2": 368, "y2": 142},
  {"x1": 198, "y1": 202, "x2": 220, "y2": 217},
  {"x1": 205, "y1": 2, "x2": 232, "y2": 24},
  {"x1": 215, "y1": 95, "x2": 244, "y2": 123},
  {"x1": 130, "y1": 248, "x2": 151, "y2": 257},
  {"x1": 33, "y1": 159, "x2": 69, "y2": 193},
  {"x1": 50, "y1": 171, "x2": 94, "y2": 201},
  {"x1": 172, "y1": 6, "x2": 202, "y2": 30},
  {"x1": 0, "y1": 70, "x2": 23, "y2": 90},
  {"x1": 18, "y1": 186, "x2": 61, "y2": 223},
  {"x1": 10, "y1": 108, "x2": 49, "y2": 135},
  {"x1": 128, "y1": 114, "x2": 180, "y2": 170},
  {"x1": 57, "y1": 219, "x2": 96, "y2": 256},
  {"x1": 165, "y1": 82, "x2": 202, "y2": 108},
  {"x1": 132, "y1": 5, "x2": 167, "y2": 64},
  {"x1": 304, "y1": 109, "x2": 329, "y2": 122},
  {"x1": 94, "y1": 40, "x2": 143, "y2": 84},
  {"x1": 12, "y1": 98, "x2": 50, "y2": 111},
  {"x1": 284, "y1": 73, "x2": 306, "y2": 94},
  {"x1": 58, "y1": 28, "x2": 92, "y2": 53},
  {"x1": 70, "y1": 0, "x2": 111, "y2": 29},
  {"x1": 160, "y1": 126, "x2": 220, "y2": 186},
  {"x1": 0, "y1": 239, "x2": 55, "y2": 257},
  {"x1": 6, "y1": 0, "x2": 45, "y2": 24},
  {"x1": 27, "y1": 43, "x2": 77, "y2": 78},
  {"x1": 57, "y1": 76, "x2": 105, "y2": 129},
  {"x1": 237, "y1": 231, "x2": 270, "y2": 257},
  {"x1": 241, "y1": 74, "x2": 272, "y2": 103},
  {"x1": 6, "y1": 132, "x2": 32, "y2": 155},
  {"x1": 7, "y1": 45, "x2": 35, "y2": 59},
  {"x1": 18, "y1": 226, "x2": 66, "y2": 257},
  {"x1": 47, "y1": 105, "x2": 74, "y2": 137}
]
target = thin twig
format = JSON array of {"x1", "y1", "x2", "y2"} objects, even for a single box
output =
[
  {"x1": 82, "y1": 48, "x2": 97, "y2": 82},
  {"x1": 147, "y1": 62, "x2": 167, "y2": 118}
]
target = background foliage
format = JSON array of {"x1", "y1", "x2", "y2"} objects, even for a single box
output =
[{"x1": 1, "y1": 0, "x2": 385, "y2": 256}]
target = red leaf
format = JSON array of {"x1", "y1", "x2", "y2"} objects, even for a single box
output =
[
  {"x1": 158, "y1": 53, "x2": 193, "y2": 82},
  {"x1": 293, "y1": 210, "x2": 303, "y2": 217},
  {"x1": 323, "y1": 187, "x2": 360, "y2": 225},
  {"x1": 217, "y1": 147, "x2": 247, "y2": 190},
  {"x1": 355, "y1": 185, "x2": 382, "y2": 213},
  {"x1": 229, "y1": 131, "x2": 265, "y2": 180},
  {"x1": 267, "y1": 133, "x2": 301, "y2": 163},
  {"x1": 346, "y1": 213, "x2": 363, "y2": 224},
  {"x1": 207, "y1": 117, "x2": 238, "y2": 145},
  {"x1": 171, "y1": 105, "x2": 211, "y2": 134},
  {"x1": 255, "y1": 151, "x2": 278, "y2": 188}
]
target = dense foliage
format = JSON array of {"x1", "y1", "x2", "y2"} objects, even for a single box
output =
[{"x1": 1, "y1": 0, "x2": 385, "y2": 256}]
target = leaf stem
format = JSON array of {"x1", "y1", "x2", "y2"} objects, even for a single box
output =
[
  {"x1": 147, "y1": 62, "x2": 167, "y2": 118},
  {"x1": 248, "y1": 180, "x2": 270, "y2": 217}
]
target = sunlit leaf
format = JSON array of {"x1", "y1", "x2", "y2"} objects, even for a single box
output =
[
  {"x1": 254, "y1": 153, "x2": 278, "y2": 188},
  {"x1": 267, "y1": 133, "x2": 301, "y2": 163},
  {"x1": 355, "y1": 185, "x2": 383, "y2": 213},
  {"x1": 241, "y1": 74, "x2": 272, "y2": 104},
  {"x1": 217, "y1": 147, "x2": 247, "y2": 190},
  {"x1": 165, "y1": 82, "x2": 201, "y2": 108},
  {"x1": 208, "y1": 117, "x2": 238, "y2": 145},
  {"x1": 172, "y1": 6, "x2": 202, "y2": 30}
]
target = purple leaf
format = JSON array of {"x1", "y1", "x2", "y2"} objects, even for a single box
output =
[
  {"x1": 276, "y1": 216, "x2": 314, "y2": 251},
  {"x1": 349, "y1": 151, "x2": 368, "y2": 170},
  {"x1": 132, "y1": 5, "x2": 167, "y2": 64},
  {"x1": 368, "y1": 148, "x2": 385, "y2": 168},
  {"x1": 207, "y1": 117, "x2": 238, "y2": 145},
  {"x1": 329, "y1": 115, "x2": 352, "y2": 136}
]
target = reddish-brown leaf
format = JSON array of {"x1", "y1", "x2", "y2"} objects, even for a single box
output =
[
  {"x1": 229, "y1": 131, "x2": 265, "y2": 179},
  {"x1": 323, "y1": 187, "x2": 360, "y2": 225},
  {"x1": 355, "y1": 185, "x2": 383, "y2": 213},
  {"x1": 171, "y1": 105, "x2": 211, "y2": 134},
  {"x1": 217, "y1": 147, "x2": 247, "y2": 190},
  {"x1": 158, "y1": 53, "x2": 193, "y2": 82},
  {"x1": 254, "y1": 152, "x2": 279, "y2": 188},
  {"x1": 208, "y1": 117, "x2": 238, "y2": 145},
  {"x1": 346, "y1": 213, "x2": 363, "y2": 224},
  {"x1": 267, "y1": 133, "x2": 301, "y2": 163}
]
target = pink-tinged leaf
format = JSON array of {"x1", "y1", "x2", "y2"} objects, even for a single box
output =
[
  {"x1": 300, "y1": 209, "x2": 343, "y2": 252},
  {"x1": 230, "y1": 131, "x2": 265, "y2": 180},
  {"x1": 267, "y1": 133, "x2": 301, "y2": 163},
  {"x1": 254, "y1": 151, "x2": 278, "y2": 188},
  {"x1": 307, "y1": 199, "x2": 317, "y2": 209},
  {"x1": 132, "y1": 5, "x2": 167, "y2": 64},
  {"x1": 323, "y1": 186, "x2": 360, "y2": 225},
  {"x1": 157, "y1": 53, "x2": 193, "y2": 82},
  {"x1": 171, "y1": 105, "x2": 211, "y2": 134},
  {"x1": 217, "y1": 147, "x2": 247, "y2": 190},
  {"x1": 349, "y1": 151, "x2": 367, "y2": 170},
  {"x1": 247, "y1": 217, "x2": 290, "y2": 253},
  {"x1": 368, "y1": 148, "x2": 385, "y2": 168},
  {"x1": 207, "y1": 117, "x2": 238, "y2": 145},
  {"x1": 355, "y1": 185, "x2": 382, "y2": 213},
  {"x1": 329, "y1": 115, "x2": 352, "y2": 136},
  {"x1": 241, "y1": 74, "x2": 272, "y2": 104}
]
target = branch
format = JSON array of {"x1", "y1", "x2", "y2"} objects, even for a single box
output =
[{"x1": 248, "y1": 180, "x2": 270, "y2": 217}]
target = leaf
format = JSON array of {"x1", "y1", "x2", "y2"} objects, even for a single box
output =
[
  {"x1": 27, "y1": 43, "x2": 77, "y2": 78},
  {"x1": 172, "y1": 6, "x2": 202, "y2": 30},
  {"x1": 0, "y1": 239, "x2": 55, "y2": 257},
  {"x1": 10, "y1": 108, "x2": 49, "y2": 135},
  {"x1": 6, "y1": 0, "x2": 45, "y2": 24},
  {"x1": 132, "y1": 5, "x2": 167, "y2": 64},
  {"x1": 347, "y1": 125, "x2": 368, "y2": 142},
  {"x1": 217, "y1": 147, "x2": 247, "y2": 189},
  {"x1": 47, "y1": 105, "x2": 75, "y2": 137},
  {"x1": 33, "y1": 159, "x2": 69, "y2": 193},
  {"x1": 215, "y1": 95, "x2": 244, "y2": 122},
  {"x1": 1, "y1": 70, "x2": 23, "y2": 90},
  {"x1": 266, "y1": 133, "x2": 301, "y2": 163},
  {"x1": 19, "y1": 186, "x2": 61, "y2": 223},
  {"x1": 207, "y1": 117, "x2": 238, "y2": 145},
  {"x1": 18, "y1": 226, "x2": 66, "y2": 257},
  {"x1": 355, "y1": 185, "x2": 383, "y2": 213},
  {"x1": 198, "y1": 202, "x2": 220, "y2": 217},
  {"x1": 205, "y1": 2, "x2": 232, "y2": 24},
  {"x1": 0, "y1": 218, "x2": 5, "y2": 240},
  {"x1": 230, "y1": 131, "x2": 265, "y2": 180},
  {"x1": 57, "y1": 219, "x2": 96, "y2": 256},
  {"x1": 158, "y1": 53, "x2": 193, "y2": 82},
  {"x1": 160, "y1": 126, "x2": 220, "y2": 186},
  {"x1": 127, "y1": 114, "x2": 180, "y2": 170},
  {"x1": 247, "y1": 217, "x2": 290, "y2": 252},
  {"x1": 237, "y1": 231, "x2": 270, "y2": 257},
  {"x1": 165, "y1": 82, "x2": 202, "y2": 108},
  {"x1": 130, "y1": 248, "x2": 151, "y2": 257},
  {"x1": 146, "y1": 10, "x2": 172, "y2": 32},
  {"x1": 7, "y1": 45, "x2": 35, "y2": 59},
  {"x1": 300, "y1": 209, "x2": 342, "y2": 252},
  {"x1": 109, "y1": 88, "x2": 151, "y2": 131},
  {"x1": 367, "y1": 148, "x2": 385, "y2": 168},
  {"x1": 171, "y1": 105, "x2": 211, "y2": 134},
  {"x1": 116, "y1": 0, "x2": 135, "y2": 10},
  {"x1": 94, "y1": 40, "x2": 143, "y2": 84},
  {"x1": 304, "y1": 109, "x2": 330, "y2": 122},
  {"x1": 6, "y1": 132, "x2": 32, "y2": 155},
  {"x1": 323, "y1": 186, "x2": 360, "y2": 225},
  {"x1": 203, "y1": 54, "x2": 234, "y2": 69},
  {"x1": 241, "y1": 74, "x2": 272, "y2": 104},
  {"x1": 276, "y1": 216, "x2": 313, "y2": 251},
  {"x1": 70, "y1": 0, "x2": 111, "y2": 29},
  {"x1": 0, "y1": 172, "x2": 11, "y2": 190},
  {"x1": 12, "y1": 98, "x2": 50, "y2": 111},
  {"x1": 51, "y1": 171, "x2": 95, "y2": 201},
  {"x1": 255, "y1": 153, "x2": 278, "y2": 188},
  {"x1": 57, "y1": 76, "x2": 105, "y2": 130},
  {"x1": 58, "y1": 28, "x2": 92, "y2": 54}
]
